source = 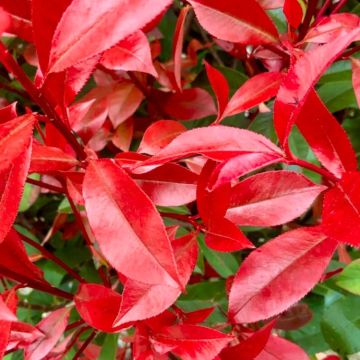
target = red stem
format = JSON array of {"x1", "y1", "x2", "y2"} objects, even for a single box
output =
[
  {"x1": 316, "y1": 0, "x2": 332, "y2": 21},
  {"x1": 298, "y1": 0, "x2": 319, "y2": 40},
  {"x1": 332, "y1": 0, "x2": 348, "y2": 14},
  {"x1": 0, "y1": 41, "x2": 87, "y2": 161},
  {"x1": 73, "y1": 330, "x2": 97, "y2": 360},
  {"x1": 63, "y1": 326, "x2": 90, "y2": 357},
  {"x1": 21, "y1": 234, "x2": 85, "y2": 283},
  {"x1": 26, "y1": 177, "x2": 65, "y2": 193},
  {"x1": 287, "y1": 157, "x2": 338, "y2": 183}
]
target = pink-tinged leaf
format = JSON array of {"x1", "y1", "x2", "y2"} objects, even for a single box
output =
[
  {"x1": 138, "y1": 120, "x2": 187, "y2": 155},
  {"x1": 220, "y1": 321, "x2": 274, "y2": 360},
  {"x1": 172, "y1": 232, "x2": 199, "y2": 287},
  {"x1": 188, "y1": 0, "x2": 279, "y2": 44},
  {"x1": 0, "y1": 102, "x2": 17, "y2": 123},
  {"x1": 138, "y1": 125, "x2": 284, "y2": 169},
  {"x1": 132, "y1": 163, "x2": 198, "y2": 207},
  {"x1": 114, "y1": 233, "x2": 197, "y2": 326},
  {"x1": 259, "y1": 0, "x2": 284, "y2": 9},
  {"x1": 226, "y1": 171, "x2": 326, "y2": 227},
  {"x1": 114, "y1": 279, "x2": 181, "y2": 327},
  {"x1": 29, "y1": 142, "x2": 79, "y2": 173},
  {"x1": 283, "y1": 0, "x2": 303, "y2": 29},
  {"x1": 0, "y1": 297, "x2": 17, "y2": 322},
  {"x1": 83, "y1": 159, "x2": 181, "y2": 288},
  {"x1": 0, "y1": 7, "x2": 10, "y2": 36},
  {"x1": 32, "y1": 0, "x2": 72, "y2": 73},
  {"x1": 222, "y1": 72, "x2": 283, "y2": 119},
  {"x1": 0, "y1": 114, "x2": 35, "y2": 173},
  {"x1": 173, "y1": 6, "x2": 191, "y2": 91},
  {"x1": 112, "y1": 117, "x2": 134, "y2": 152},
  {"x1": 157, "y1": 88, "x2": 217, "y2": 121},
  {"x1": 101, "y1": 30, "x2": 157, "y2": 77},
  {"x1": 75, "y1": 283, "x2": 124, "y2": 333},
  {"x1": 105, "y1": 82, "x2": 143, "y2": 128},
  {"x1": 0, "y1": 229, "x2": 46, "y2": 285},
  {"x1": 205, "y1": 61, "x2": 229, "y2": 121},
  {"x1": 296, "y1": 90, "x2": 357, "y2": 179},
  {"x1": 255, "y1": 336, "x2": 309, "y2": 360},
  {"x1": 154, "y1": 324, "x2": 233, "y2": 360},
  {"x1": 323, "y1": 172, "x2": 360, "y2": 247},
  {"x1": 302, "y1": 14, "x2": 360, "y2": 44},
  {"x1": 352, "y1": 57, "x2": 360, "y2": 108},
  {"x1": 274, "y1": 28, "x2": 360, "y2": 147},
  {"x1": 0, "y1": 143, "x2": 32, "y2": 243},
  {"x1": 25, "y1": 308, "x2": 70, "y2": 360},
  {"x1": 229, "y1": 227, "x2": 337, "y2": 323},
  {"x1": 48, "y1": 0, "x2": 172, "y2": 73},
  {"x1": 210, "y1": 151, "x2": 284, "y2": 189}
]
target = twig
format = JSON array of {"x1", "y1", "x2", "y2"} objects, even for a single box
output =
[
  {"x1": 73, "y1": 330, "x2": 97, "y2": 360},
  {"x1": 197, "y1": 24, "x2": 224, "y2": 67},
  {"x1": 332, "y1": 0, "x2": 348, "y2": 14},
  {"x1": 0, "y1": 41, "x2": 87, "y2": 160},
  {"x1": 21, "y1": 234, "x2": 85, "y2": 283},
  {"x1": 26, "y1": 177, "x2": 65, "y2": 193},
  {"x1": 298, "y1": 0, "x2": 319, "y2": 40}
]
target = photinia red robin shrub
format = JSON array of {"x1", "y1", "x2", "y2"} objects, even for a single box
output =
[{"x1": 0, "y1": 0, "x2": 360, "y2": 359}]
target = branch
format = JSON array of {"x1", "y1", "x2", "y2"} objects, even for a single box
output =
[{"x1": 0, "y1": 41, "x2": 87, "y2": 161}]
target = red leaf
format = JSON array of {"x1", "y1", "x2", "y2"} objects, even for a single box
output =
[
  {"x1": 114, "y1": 233, "x2": 197, "y2": 326},
  {"x1": 112, "y1": 117, "x2": 134, "y2": 152},
  {"x1": 101, "y1": 30, "x2": 157, "y2": 77},
  {"x1": 132, "y1": 163, "x2": 198, "y2": 206},
  {"x1": 259, "y1": 0, "x2": 284, "y2": 9},
  {"x1": 157, "y1": 88, "x2": 217, "y2": 121},
  {"x1": 0, "y1": 143, "x2": 32, "y2": 243},
  {"x1": 0, "y1": 7, "x2": 10, "y2": 36},
  {"x1": 296, "y1": 90, "x2": 357, "y2": 178},
  {"x1": 352, "y1": 57, "x2": 360, "y2": 108},
  {"x1": 0, "y1": 102, "x2": 17, "y2": 123},
  {"x1": 47, "y1": 0, "x2": 172, "y2": 73},
  {"x1": 0, "y1": 0, "x2": 31, "y2": 20},
  {"x1": 32, "y1": 0, "x2": 72, "y2": 73},
  {"x1": 25, "y1": 308, "x2": 70, "y2": 360},
  {"x1": 274, "y1": 29, "x2": 360, "y2": 148},
  {"x1": 0, "y1": 229, "x2": 46, "y2": 285},
  {"x1": 222, "y1": 72, "x2": 283, "y2": 119},
  {"x1": 181, "y1": 307, "x2": 215, "y2": 325},
  {"x1": 188, "y1": 0, "x2": 279, "y2": 44},
  {"x1": 29, "y1": 142, "x2": 79, "y2": 173},
  {"x1": 138, "y1": 120, "x2": 187, "y2": 155},
  {"x1": 154, "y1": 324, "x2": 233, "y2": 360},
  {"x1": 323, "y1": 172, "x2": 360, "y2": 247},
  {"x1": 0, "y1": 297, "x2": 17, "y2": 322},
  {"x1": 138, "y1": 125, "x2": 283, "y2": 169},
  {"x1": 283, "y1": 0, "x2": 303, "y2": 29},
  {"x1": 197, "y1": 161, "x2": 253, "y2": 252},
  {"x1": 173, "y1": 6, "x2": 191, "y2": 91},
  {"x1": 220, "y1": 321, "x2": 274, "y2": 360},
  {"x1": 0, "y1": 114, "x2": 35, "y2": 173},
  {"x1": 226, "y1": 171, "x2": 326, "y2": 226},
  {"x1": 255, "y1": 335, "x2": 309, "y2": 360},
  {"x1": 229, "y1": 227, "x2": 337, "y2": 323},
  {"x1": 205, "y1": 61, "x2": 229, "y2": 121},
  {"x1": 83, "y1": 159, "x2": 181, "y2": 288},
  {"x1": 75, "y1": 283, "x2": 123, "y2": 333}
]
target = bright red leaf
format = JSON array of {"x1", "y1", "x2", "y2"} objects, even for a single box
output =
[
  {"x1": 188, "y1": 0, "x2": 279, "y2": 44},
  {"x1": 226, "y1": 171, "x2": 326, "y2": 227},
  {"x1": 83, "y1": 159, "x2": 181, "y2": 288},
  {"x1": 283, "y1": 0, "x2": 303, "y2": 29},
  {"x1": 47, "y1": 0, "x2": 171, "y2": 73},
  {"x1": 229, "y1": 227, "x2": 337, "y2": 323}
]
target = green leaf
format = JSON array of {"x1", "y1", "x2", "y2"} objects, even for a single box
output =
[
  {"x1": 336, "y1": 260, "x2": 360, "y2": 295},
  {"x1": 321, "y1": 296, "x2": 360, "y2": 356},
  {"x1": 198, "y1": 236, "x2": 239, "y2": 278},
  {"x1": 177, "y1": 280, "x2": 226, "y2": 311},
  {"x1": 19, "y1": 174, "x2": 40, "y2": 212},
  {"x1": 99, "y1": 334, "x2": 119, "y2": 360}
]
